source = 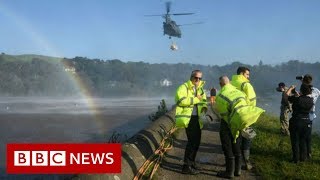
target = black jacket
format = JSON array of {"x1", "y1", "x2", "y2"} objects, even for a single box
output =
[{"x1": 288, "y1": 95, "x2": 313, "y2": 119}]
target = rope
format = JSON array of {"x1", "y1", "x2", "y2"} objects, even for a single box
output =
[{"x1": 133, "y1": 126, "x2": 177, "y2": 180}]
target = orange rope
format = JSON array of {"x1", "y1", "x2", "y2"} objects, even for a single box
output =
[{"x1": 133, "y1": 126, "x2": 177, "y2": 180}]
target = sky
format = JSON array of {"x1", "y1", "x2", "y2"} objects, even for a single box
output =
[{"x1": 0, "y1": 0, "x2": 320, "y2": 66}]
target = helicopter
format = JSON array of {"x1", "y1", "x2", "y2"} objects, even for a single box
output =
[{"x1": 145, "y1": 2, "x2": 202, "y2": 39}]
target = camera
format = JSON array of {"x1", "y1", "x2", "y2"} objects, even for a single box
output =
[{"x1": 296, "y1": 76, "x2": 303, "y2": 80}]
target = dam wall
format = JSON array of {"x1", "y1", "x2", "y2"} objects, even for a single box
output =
[{"x1": 73, "y1": 108, "x2": 177, "y2": 180}]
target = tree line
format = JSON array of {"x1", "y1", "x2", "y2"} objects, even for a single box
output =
[{"x1": 0, "y1": 53, "x2": 319, "y2": 97}]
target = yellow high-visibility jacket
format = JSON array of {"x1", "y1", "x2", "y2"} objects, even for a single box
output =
[
  {"x1": 231, "y1": 75, "x2": 257, "y2": 106},
  {"x1": 215, "y1": 84, "x2": 265, "y2": 141},
  {"x1": 175, "y1": 80, "x2": 207, "y2": 129}
]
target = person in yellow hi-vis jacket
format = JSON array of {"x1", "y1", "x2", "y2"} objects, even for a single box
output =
[
  {"x1": 215, "y1": 76, "x2": 264, "y2": 178},
  {"x1": 175, "y1": 70, "x2": 207, "y2": 175},
  {"x1": 231, "y1": 66, "x2": 256, "y2": 170}
]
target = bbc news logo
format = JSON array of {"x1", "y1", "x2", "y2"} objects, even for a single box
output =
[
  {"x1": 14, "y1": 151, "x2": 67, "y2": 166},
  {"x1": 7, "y1": 143, "x2": 121, "y2": 174},
  {"x1": 14, "y1": 151, "x2": 114, "y2": 166}
]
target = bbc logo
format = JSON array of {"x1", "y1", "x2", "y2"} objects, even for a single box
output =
[
  {"x1": 14, "y1": 151, "x2": 66, "y2": 166},
  {"x1": 7, "y1": 143, "x2": 121, "y2": 174}
]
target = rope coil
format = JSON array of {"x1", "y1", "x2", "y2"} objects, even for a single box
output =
[{"x1": 133, "y1": 126, "x2": 177, "y2": 180}]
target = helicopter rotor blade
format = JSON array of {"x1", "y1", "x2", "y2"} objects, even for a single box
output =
[
  {"x1": 178, "y1": 22, "x2": 204, "y2": 26},
  {"x1": 144, "y1": 14, "x2": 164, "y2": 17},
  {"x1": 172, "y1": 13, "x2": 194, "y2": 16},
  {"x1": 166, "y1": 1, "x2": 171, "y2": 14},
  {"x1": 144, "y1": 13, "x2": 194, "y2": 17}
]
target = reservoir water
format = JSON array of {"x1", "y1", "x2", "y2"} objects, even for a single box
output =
[{"x1": 0, "y1": 97, "x2": 174, "y2": 178}]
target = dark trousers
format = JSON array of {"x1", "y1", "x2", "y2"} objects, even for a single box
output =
[
  {"x1": 184, "y1": 115, "x2": 201, "y2": 166},
  {"x1": 219, "y1": 120, "x2": 241, "y2": 158},
  {"x1": 306, "y1": 122, "x2": 312, "y2": 156},
  {"x1": 289, "y1": 117, "x2": 311, "y2": 162},
  {"x1": 241, "y1": 137, "x2": 251, "y2": 151}
]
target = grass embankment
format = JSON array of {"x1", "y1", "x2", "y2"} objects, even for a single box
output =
[
  {"x1": 0, "y1": 54, "x2": 61, "y2": 62},
  {"x1": 251, "y1": 114, "x2": 320, "y2": 179}
]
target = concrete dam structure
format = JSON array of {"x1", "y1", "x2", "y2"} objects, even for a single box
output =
[{"x1": 73, "y1": 108, "x2": 180, "y2": 179}]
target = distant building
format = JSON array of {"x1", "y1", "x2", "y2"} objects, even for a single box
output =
[
  {"x1": 62, "y1": 59, "x2": 76, "y2": 74},
  {"x1": 160, "y1": 79, "x2": 172, "y2": 87},
  {"x1": 64, "y1": 67, "x2": 76, "y2": 74}
]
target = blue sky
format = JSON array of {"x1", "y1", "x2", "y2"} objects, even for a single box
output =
[{"x1": 0, "y1": 0, "x2": 320, "y2": 66}]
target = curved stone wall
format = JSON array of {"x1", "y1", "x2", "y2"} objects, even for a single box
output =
[
  {"x1": 72, "y1": 104, "x2": 218, "y2": 180},
  {"x1": 72, "y1": 109, "x2": 177, "y2": 180}
]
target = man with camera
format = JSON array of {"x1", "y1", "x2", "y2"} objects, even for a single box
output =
[
  {"x1": 297, "y1": 74, "x2": 320, "y2": 159},
  {"x1": 276, "y1": 82, "x2": 292, "y2": 136}
]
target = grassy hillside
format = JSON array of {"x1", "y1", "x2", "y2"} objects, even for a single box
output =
[
  {"x1": 0, "y1": 54, "x2": 61, "y2": 63},
  {"x1": 16, "y1": 54, "x2": 62, "y2": 62},
  {"x1": 251, "y1": 114, "x2": 320, "y2": 179}
]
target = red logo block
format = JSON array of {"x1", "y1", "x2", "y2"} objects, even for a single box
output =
[{"x1": 7, "y1": 143, "x2": 121, "y2": 174}]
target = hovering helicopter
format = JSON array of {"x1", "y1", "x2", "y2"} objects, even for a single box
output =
[{"x1": 145, "y1": 2, "x2": 202, "y2": 39}]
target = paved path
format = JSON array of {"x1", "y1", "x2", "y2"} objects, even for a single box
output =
[{"x1": 156, "y1": 120, "x2": 260, "y2": 180}]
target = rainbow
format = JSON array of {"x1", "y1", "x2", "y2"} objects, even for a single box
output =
[{"x1": 0, "y1": 3, "x2": 105, "y2": 135}]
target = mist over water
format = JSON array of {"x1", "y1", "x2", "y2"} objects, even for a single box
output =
[{"x1": 0, "y1": 97, "x2": 174, "y2": 114}]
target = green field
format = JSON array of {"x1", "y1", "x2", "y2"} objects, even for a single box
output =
[{"x1": 251, "y1": 114, "x2": 320, "y2": 179}]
